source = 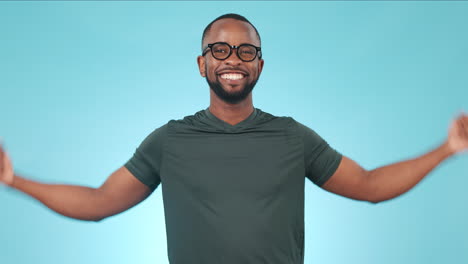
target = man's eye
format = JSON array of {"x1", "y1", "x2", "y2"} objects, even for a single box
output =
[{"x1": 214, "y1": 49, "x2": 227, "y2": 53}]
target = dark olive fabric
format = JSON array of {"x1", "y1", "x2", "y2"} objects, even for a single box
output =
[{"x1": 125, "y1": 108, "x2": 342, "y2": 264}]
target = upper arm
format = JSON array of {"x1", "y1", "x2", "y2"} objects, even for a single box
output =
[
  {"x1": 94, "y1": 166, "x2": 153, "y2": 220},
  {"x1": 321, "y1": 156, "x2": 373, "y2": 202}
]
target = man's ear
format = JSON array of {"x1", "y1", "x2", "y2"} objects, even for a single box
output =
[
  {"x1": 197, "y1": 56, "x2": 206, "y2": 77},
  {"x1": 258, "y1": 58, "x2": 265, "y2": 76}
]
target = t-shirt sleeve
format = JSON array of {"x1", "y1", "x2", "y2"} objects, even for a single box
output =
[
  {"x1": 297, "y1": 121, "x2": 342, "y2": 187},
  {"x1": 124, "y1": 124, "x2": 167, "y2": 191}
]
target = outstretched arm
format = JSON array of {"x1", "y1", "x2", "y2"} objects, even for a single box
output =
[
  {"x1": 0, "y1": 145, "x2": 152, "y2": 221},
  {"x1": 322, "y1": 113, "x2": 468, "y2": 203}
]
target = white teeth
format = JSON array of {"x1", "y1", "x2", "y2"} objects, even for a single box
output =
[{"x1": 220, "y1": 73, "x2": 244, "y2": 80}]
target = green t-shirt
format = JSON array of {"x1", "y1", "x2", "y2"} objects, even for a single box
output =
[{"x1": 125, "y1": 108, "x2": 342, "y2": 264}]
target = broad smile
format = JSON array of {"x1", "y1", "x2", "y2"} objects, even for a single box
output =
[
  {"x1": 219, "y1": 73, "x2": 245, "y2": 80},
  {"x1": 216, "y1": 70, "x2": 249, "y2": 84}
]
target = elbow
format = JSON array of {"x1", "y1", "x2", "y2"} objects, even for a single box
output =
[
  {"x1": 63, "y1": 214, "x2": 105, "y2": 222},
  {"x1": 366, "y1": 190, "x2": 392, "y2": 204},
  {"x1": 91, "y1": 214, "x2": 108, "y2": 222},
  {"x1": 365, "y1": 186, "x2": 387, "y2": 204},
  {"x1": 364, "y1": 173, "x2": 383, "y2": 204},
  {"x1": 364, "y1": 183, "x2": 395, "y2": 204},
  {"x1": 76, "y1": 213, "x2": 106, "y2": 222},
  {"x1": 366, "y1": 197, "x2": 382, "y2": 204},
  {"x1": 75, "y1": 215, "x2": 106, "y2": 222},
  {"x1": 363, "y1": 170, "x2": 403, "y2": 204}
]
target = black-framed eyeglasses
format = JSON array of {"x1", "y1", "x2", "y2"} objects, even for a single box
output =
[{"x1": 202, "y1": 42, "x2": 262, "y2": 62}]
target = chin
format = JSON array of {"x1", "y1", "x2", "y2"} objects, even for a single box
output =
[{"x1": 223, "y1": 86, "x2": 245, "y2": 94}]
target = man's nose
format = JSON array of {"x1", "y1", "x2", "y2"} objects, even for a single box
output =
[{"x1": 224, "y1": 49, "x2": 242, "y2": 65}]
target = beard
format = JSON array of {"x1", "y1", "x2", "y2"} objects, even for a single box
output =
[{"x1": 205, "y1": 72, "x2": 258, "y2": 104}]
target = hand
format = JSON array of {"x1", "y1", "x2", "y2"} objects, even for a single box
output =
[
  {"x1": 0, "y1": 143, "x2": 15, "y2": 186},
  {"x1": 447, "y1": 112, "x2": 468, "y2": 154}
]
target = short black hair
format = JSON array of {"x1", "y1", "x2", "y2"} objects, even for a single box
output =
[{"x1": 201, "y1": 13, "x2": 261, "y2": 51}]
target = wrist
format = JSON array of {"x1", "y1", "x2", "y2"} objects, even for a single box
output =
[
  {"x1": 442, "y1": 140, "x2": 457, "y2": 157},
  {"x1": 7, "y1": 173, "x2": 18, "y2": 188}
]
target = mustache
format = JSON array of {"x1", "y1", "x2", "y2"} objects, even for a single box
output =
[{"x1": 215, "y1": 67, "x2": 249, "y2": 75}]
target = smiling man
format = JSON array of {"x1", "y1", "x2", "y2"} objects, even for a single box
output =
[
  {"x1": 199, "y1": 16, "x2": 263, "y2": 106},
  {"x1": 1, "y1": 13, "x2": 468, "y2": 264}
]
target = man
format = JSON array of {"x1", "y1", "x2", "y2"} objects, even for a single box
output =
[{"x1": 0, "y1": 13, "x2": 467, "y2": 264}]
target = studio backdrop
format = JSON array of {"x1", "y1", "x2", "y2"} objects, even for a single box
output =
[{"x1": 1, "y1": 1, "x2": 467, "y2": 264}]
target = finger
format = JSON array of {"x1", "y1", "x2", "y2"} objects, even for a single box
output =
[
  {"x1": 460, "y1": 110, "x2": 468, "y2": 118},
  {"x1": 457, "y1": 111, "x2": 467, "y2": 121},
  {"x1": 0, "y1": 140, "x2": 4, "y2": 156},
  {"x1": 462, "y1": 118, "x2": 468, "y2": 138},
  {"x1": 454, "y1": 118, "x2": 462, "y2": 137},
  {"x1": 2, "y1": 152, "x2": 12, "y2": 183},
  {"x1": 0, "y1": 145, "x2": 4, "y2": 172},
  {"x1": 3, "y1": 151, "x2": 11, "y2": 169},
  {"x1": 0, "y1": 143, "x2": 8, "y2": 174},
  {"x1": 459, "y1": 118, "x2": 468, "y2": 140}
]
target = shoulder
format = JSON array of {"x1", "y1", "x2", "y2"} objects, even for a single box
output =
[
  {"x1": 287, "y1": 118, "x2": 319, "y2": 136},
  {"x1": 281, "y1": 117, "x2": 328, "y2": 147},
  {"x1": 254, "y1": 108, "x2": 297, "y2": 129},
  {"x1": 147, "y1": 123, "x2": 169, "y2": 138},
  {"x1": 168, "y1": 110, "x2": 205, "y2": 126},
  {"x1": 166, "y1": 109, "x2": 213, "y2": 131},
  {"x1": 137, "y1": 123, "x2": 169, "y2": 150}
]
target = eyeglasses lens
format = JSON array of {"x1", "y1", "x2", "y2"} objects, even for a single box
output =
[
  {"x1": 211, "y1": 43, "x2": 231, "y2": 60},
  {"x1": 238, "y1": 45, "x2": 256, "y2": 61}
]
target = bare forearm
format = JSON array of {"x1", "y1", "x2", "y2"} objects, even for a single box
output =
[
  {"x1": 367, "y1": 141, "x2": 455, "y2": 203},
  {"x1": 11, "y1": 174, "x2": 104, "y2": 221}
]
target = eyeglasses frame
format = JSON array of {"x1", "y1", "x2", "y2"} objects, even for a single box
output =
[{"x1": 202, "y1": 42, "x2": 262, "y2": 62}]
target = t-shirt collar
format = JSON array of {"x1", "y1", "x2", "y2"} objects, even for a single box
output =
[{"x1": 204, "y1": 107, "x2": 258, "y2": 130}]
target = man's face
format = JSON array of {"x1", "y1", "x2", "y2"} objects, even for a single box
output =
[{"x1": 197, "y1": 19, "x2": 264, "y2": 104}]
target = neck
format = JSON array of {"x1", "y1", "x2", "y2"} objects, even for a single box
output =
[{"x1": 208, "y1": 90, "x2": 254, "y2": 126}]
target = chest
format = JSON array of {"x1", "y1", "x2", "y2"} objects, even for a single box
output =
[{"x1": 161, "y1": 131, "x2": 304, "y2": 200}]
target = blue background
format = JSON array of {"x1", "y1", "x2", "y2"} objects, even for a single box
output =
[{"x1": 1, "y1": 1, "x2": 467, "y2": 263}]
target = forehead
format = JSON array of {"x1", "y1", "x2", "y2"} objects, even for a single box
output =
[{"x1": 204, "y1": 18, "x2": 260, "y2": 47}]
